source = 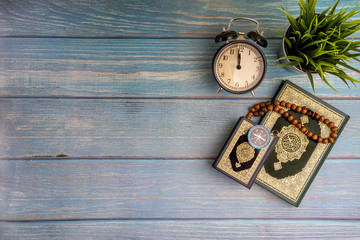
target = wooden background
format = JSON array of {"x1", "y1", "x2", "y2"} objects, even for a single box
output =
[{"x1": 0, "y1": 0, "x2": 359, "y2": 239}]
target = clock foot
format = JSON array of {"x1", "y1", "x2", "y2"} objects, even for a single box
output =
[
  {"x1": 216, "y1": 87, "x2": 223, "y2": 93},
  {"x1": 251, "y1": 90, "x2": 255, "y2": 96}
]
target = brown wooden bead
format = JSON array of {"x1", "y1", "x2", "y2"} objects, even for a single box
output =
[
  {"x1": 253, "y1": 111, "x2": 259, "y2": 117},
  {"x1": 292, "y1": 119, "x2": 298, "y2": 125},
  {"x1": 307, "y1": 110, "x2": 313, "y2": 116},
  {"x1": 267, "y1": 105, "x2": 273, "y2": 111},
  {"x1": 296, "y1": 106, "x2": 302, "y2": 112},
  {"x1": 266, "y1": 101, "x2": 271, "y2": 106},
  {"x1": 274, "y1": 106, "x2": 280, "y2": 112},
  {"x1": 279, "y1": 109, "x2": 285, "y2": 114},
  {"x1": 314, "y1": 113, "x2": 320, "y2": 120},
  {"x1": 331, "y1": 127, "x2": 338, "y2": 132},
  {"x1": 300, "y1": 127, "x2": 307, "y2": 133},
  {"x1": 249, "y1": 107, "x2": 256, "y2": 113},
  {"x1": 280, "y1": 101, "x2": 286, "y2": 107},
  {"x1": 259, "y1": 111, "x2": 265, "y2": 116},
  {"x1": 307, "y1": 131, "x2": 313, "y2": 137},
  {"x1": 324, "y1": 119, "x2": 330, "y2": 125},
  {"x1": 246, "y1": 113, "x2": 253, "y2": 119},
  {"x1": 291, "y1": 104, "x2": 297, "y2": 111},
  {"x1": 329, "y1": 137, "x2": 334, "y2": 143},
  {"x1": 301, "y1": 107, "x2": 307, "y2": 115},
  {"x1": 260, "y1": 102, "x2": 266, "y2": 107},
  {"x1": 283, "y1": 112, "x2": 289, "y2": 118},
  {"x1": 274, "y1": 100, "x2": 280, "y2": 106},
  {"x1": 287, "y1": 115, "x2": 294, "y2": 121},
  {"x1": 261, "y1": 107, "x2": 268, "y2": 113},
  {"x1": 330, "y1": 132, "x2": 338, "y2": 138},
  {"x1": 328, "y1": 122, "x2": 334, "y2": 128},
  {"x1": 312, "y1": 134, "x2": 318, "y2": 141},
  {"x1": 319, "y1": 116, "x2": 325, "y2": 122},
  {"x1": 323, "y1": 138, "x2": 328, "y2": 144},
  {"x1": 255, "y1": 104, "x2": 260, "y2": 110},
  {"x1": 296, "y1": 123, "x2": 302, "y2": 128},
  {"x1": 317, "y1": 137, "x2": 323, "y2": 143},
  {"x1": 285, "y1": 102, "x2": 291, "y2": 109}
]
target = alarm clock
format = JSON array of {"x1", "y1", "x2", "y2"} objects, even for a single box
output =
[{"x1": 212, "y1": 17, "x2": 268, "y2": 96}]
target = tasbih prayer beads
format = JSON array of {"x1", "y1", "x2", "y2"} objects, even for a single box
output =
[{"x1": 246, "y1": 100, "x2": 338, "y2": 144}]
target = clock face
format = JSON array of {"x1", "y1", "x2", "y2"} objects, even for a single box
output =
[
  {"x1": 213, "y1": 40, "x2": 266, "y2": 94},
  {"x1": 247, "y1": 125, "x2": 271, "y2": 149}
]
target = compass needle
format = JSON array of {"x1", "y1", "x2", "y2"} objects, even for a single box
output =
[{"x1": 248, "y1": 125, "x2": 271, "y2": 149}]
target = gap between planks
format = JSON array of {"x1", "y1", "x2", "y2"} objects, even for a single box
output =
[
  {"x1": 2, "y1": 218, "x2": 360, "y2": 223},
  {"x1": 0, "y1": 156, "x2": 359, "y2": 161},
  {"x1": 1, "y1": 96, "x2": 360, "y2": 100}
]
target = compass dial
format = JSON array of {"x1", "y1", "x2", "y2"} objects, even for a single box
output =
[{"x1": 247, "y1": 125, "x2": 271, "y2": 149}]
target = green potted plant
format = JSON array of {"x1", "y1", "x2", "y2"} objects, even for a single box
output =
[{"x1": 278, "y1": 0, "x2": 360, "y2": 93}]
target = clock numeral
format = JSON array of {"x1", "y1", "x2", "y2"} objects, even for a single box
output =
[
  {"x1": 254, "y1": 57, "x2": 258, "y2": 62},
  {"x1": 239, "y1": 46, "x2": 244, "y2": 52},
  {"x1": 228, "y1": 79, "x2": 231, "y2": 84},
  {"x1": 217, "y1": 63, "x2": 223, "y2": 68},
  {"x1": 245, "y1": 81, "x2": 248, "y2": 87},
  {"x1": 230, "y1": 49, "x2": 235, "y2": 55},
  {"x1": 235, "y1": 82, "x2": 239, "y2": 87},
  {"x1": 256, "y1": 66, "x2": 260, "y2": 71},
  {"x1": 249, "y1": 50, "x2": 251, "y2": 55},
  {"x1": 223, "y1": 55, "x2": 228, "y2": 60},
  {"x1": 252, "y1": 75, "x2": 256, "y2": 80},
  {"x1": 220, "y1": 72, "x2": 225, "y2": 77}
]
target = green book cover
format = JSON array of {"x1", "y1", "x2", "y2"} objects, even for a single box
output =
[{"x1": 255, "y1": 80, "x2": 350, "y2": 207}]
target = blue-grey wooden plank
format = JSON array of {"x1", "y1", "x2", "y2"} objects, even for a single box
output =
[
  {"x1": 0, "y1": 38, "x2": 359, "y2": 98},
  {"x1": 0, "y1": 159, "x2": 359, "y2": 220},
  {"x1": 1, "y1": 220, "x2": 360, "y2": 240},
  {"x1": 0, "y1": 99, "x2": 357, "y2": 158},
  {"x1": 1, "y1": 0, "x2": 358, "y2": 38}
]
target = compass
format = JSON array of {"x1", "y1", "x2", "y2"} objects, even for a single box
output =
[{"x1": 247, "y1": 125, "x2": 271, "y2": 149}]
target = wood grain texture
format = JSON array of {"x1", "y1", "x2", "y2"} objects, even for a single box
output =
[
  {"x1": 0, "y1": 99, "x2": 357, "y2": 158},
  {"x1": 0, "y1": 38, "x2": 359, "y2": 98},
  {"x1": 1, "y1": 0, "x2": 360, "y2": 237},
  {"x1": 1, "y1": 0, "x2": 358, "y2": 38},
  {"x1": 0, "y1": 159, "x2": 359, "y2": 221},
  {"x1": 1, "y1": 220, "x2": 360, "y2": 240}
]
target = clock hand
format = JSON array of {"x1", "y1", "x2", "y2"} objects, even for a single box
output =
[{"x1": 236, "y1": 46, "x2": 241, "y2": 70}]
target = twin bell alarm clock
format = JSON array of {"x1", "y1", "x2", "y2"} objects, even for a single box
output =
[{"x1": 212, "y1": 17, "x2": 268, "y2": 96}]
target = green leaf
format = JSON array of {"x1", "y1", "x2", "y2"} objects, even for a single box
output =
[
  {"x1": 338, "y1": 70, "x2": 360, "y2": 83},
  {"x1": 302, "y1": 39, "x2": 328, "y2": 49},
  {"x1": 279, "y1": 30, "x2": 292, "y2": 49},
  {"x1": 321, "y1": 74, "x2": 340, "y2": 94},
  {"x1": 317, "y1": 61, "x2": 342, "y2": 70},
  {"x1": 328, "y1": 72, "x2": 350, "y2": 88},
  {"x1": 340, "y1": 32, "x2": 357, "y2": 53},
  {"x1": 277, "y1": 55, "x2": 305, "y2": 63},
  {"x1": 306, "y1": 69, "x2": 315, "y2": 92},
  {"x1": 278, "y1": 8, "x2": 300, "y2": 31},
  {"x1": 329, "y1": 0, "x2": 341, "y2": 15},
  {"x1": 318, "y1": 0, "x2": 336, "y2": 18},
  {"x1": 298, "y1": 51, "x2": 309, "y2": 65},
  {"x1": 338, "y1": 62, "x2": 360, "y2": 73}
]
